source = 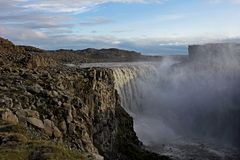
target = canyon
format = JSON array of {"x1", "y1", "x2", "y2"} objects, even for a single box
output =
[{"x1": 0, "y1": 36, "x2": 240, "y2": 160}]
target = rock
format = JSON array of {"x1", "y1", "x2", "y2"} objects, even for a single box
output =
[
  {"x1": 42, "y1": 71, "x2": 52, "y2": 79},
  {"x1": 43, "y1": 119, "x2": 54, "y2": 136},
  {"x1": 0, "y1": 96, "x2": 13, "y2": 108},
  {"x1": 71, "y1": 97, "x2": 83, "y2": 108},
  {"x1": 59, "y1": 120, "x2": 67, "y2": 134},
  {"x1": 27, "y1": 117, "x2": 44, "y2": 129},
  {"x1": 43, "y1": 119, "x2": 62, "y2": 138},
  {"x1": 16, "y1": 109, "x2": 39, "y2": 118},
  {"x1": 53, "y1": 126, "x2": 62, "y2": 138},
  {"x1": 68, "y1": 123, "x2": 76, "y2": 134},
  {"x1": 84, "y1": 78, "x2": 89, "y2": 82},
  {"x1": 26, "y1": 84, "x2": 43, "y2": 94},
  {"x1": 0, "y1": 109, "x2": 19, "y2": 124},
  {"x1": 52, "y1": 90, "x2": 59, "y2": 97},
  {"x1": 63, "y1": 103, "x2": 73, "y2": 123},
  {"x1": 92, "y1": 153, "x2": 104, "y2": 160}
]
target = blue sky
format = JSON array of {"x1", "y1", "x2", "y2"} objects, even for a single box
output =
[{"x1": 0, "y1": 0, "x2": 240, "y2": 55}]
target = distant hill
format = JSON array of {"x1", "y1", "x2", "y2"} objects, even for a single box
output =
[
  {"x1": 0, "y1": 36, "x2": 189, "y2": 67},
  {"x1": 0, "y1": 36, "x2": 163, "y2": 65},
  {"x1": 0, "y1": 37, "x2": 55, "y2": 68},
  {"x1": 46, "y1": 48, "x2": 165, "y2": 63}
]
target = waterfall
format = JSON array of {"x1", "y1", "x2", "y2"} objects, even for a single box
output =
[
  {"x1": 111, "y1": 60, "x2": 183, "y2": 145},
  {"x1": 112, "y1": 63, "x2": 159, "y2": 114},
  {"x1": 80, "y1": 58, "x2": 240, "y2": 155},
  {"x1": 110, "y1": 58, "x2": 240, "y2": 149}
]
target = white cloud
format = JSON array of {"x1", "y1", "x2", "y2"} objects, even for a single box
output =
[
  {"x1": 17, "y1": 0, "x2": 165, "y2": 13},
  {"x1": 79, "y1": 17, "x2": 113, "y2": 26},
  {"x1": 0, "y1": 0, "x2": 239, "y2": 54},
  {"x1": 0, "y1": 25, "x2": 48, "y2": 41}
]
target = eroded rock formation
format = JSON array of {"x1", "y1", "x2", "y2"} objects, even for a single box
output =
[{"x1": 0, "y1": 37, "x2": 169, "y2": 159}]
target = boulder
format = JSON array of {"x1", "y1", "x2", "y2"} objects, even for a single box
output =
[
  {"x1": 26, "y1": 84, "x2": 43, "y2": 94},
  {"x1": 92, "y1": 153, "x2": 104, "y2": 160},
  {"x1": 43, "y1": 119, "x2": 54, "y2": 136},
  {"x1": 27, "y1": 117, "x2": 44, "y2": 129},
  {"x1": 43, "y1": 119, "x2": 62, "y2": 138},
  {"x1": 16, "y1": 109, "x2": 40, "y2": 118},
  {"x1": 53, "y1": 126, "x2": 62, "y2": 138},
  {"x1": 0, "y1": 109, "x2": 19, "y2": 124}
]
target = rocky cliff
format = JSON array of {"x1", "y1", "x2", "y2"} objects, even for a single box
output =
[
  {"x1": 0, "y1": 37, "x2": 56, "y2": 68},
  {"x1": 0, "y1": 37, "x2": 169, "y2": 159},
  {"x1": 188, "y1": 43, "x2": 240, "y2": 61}
]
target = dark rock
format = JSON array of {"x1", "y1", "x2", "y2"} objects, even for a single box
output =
[
  {"x1": 0, "y1": 96, "x2": 13, "y2": 108},
  {"x1": 26, "y1": 84, "x2": 43, "y2": 94},
  {"x1": 59, "y1": 120, "x2": 67, "y2": 134},
  {"x1": 0, "y1": 37, "x2": 170, "y2": 159}
]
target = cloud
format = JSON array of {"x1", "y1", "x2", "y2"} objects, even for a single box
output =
[
  {"x1": 0, "y1": 0, "x2": 239, "y2": 55},
  {"x1": 0, "y1": 25, "x2": 48, "y2": 41},
  {"x1": 12, "y1": 0, "x2": 165, "y2": 13},
  {"x1": 0, "y1": 0, "x2": 162, "y2": 39},
  {"x1": 79, "y1": 17, "x2": 113, "y2": 26}
]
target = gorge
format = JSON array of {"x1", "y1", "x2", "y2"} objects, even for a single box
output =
[
  {"x1": 81, "y1": 43, "x2": 240, "y2": 159},
  {"x1": 0, "y1": 36, "x2": 240, "y2": 160}
]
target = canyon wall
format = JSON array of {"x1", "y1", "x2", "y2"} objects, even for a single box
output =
[{"x1": 0, "y1": 37, "x2": 168, "y2": 160}]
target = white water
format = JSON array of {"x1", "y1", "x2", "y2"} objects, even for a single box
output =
[
  {"x1": 79, "y1": 55, "x2": 240, "y2": 159},
  {"x1": 110, "y1": 59, "x2": 240, "y2": 159}
]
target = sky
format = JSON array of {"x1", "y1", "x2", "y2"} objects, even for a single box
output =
[{"x1": 0, "y1": 0, "x2": 240, "y2": 55}]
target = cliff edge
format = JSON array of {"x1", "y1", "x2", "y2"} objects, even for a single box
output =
[{"x1": 0, "y1": 37, "x2": 169, "y2": 159}]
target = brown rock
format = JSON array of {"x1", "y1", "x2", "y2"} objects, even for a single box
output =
[
  {"x1": 43, "y1": 119, "x2": 62, "y2": 138},
  {"x1": 68, "y1": 123, "x2": 76, "y2": 134},
  {"x1": 26, "y1": 84, "x2": 43, "y2": 94},
  {"x1": 92, "y1": 153, "x2": 104, "y2": 160},
  {"x1": 53, "y1": 126, "x2": 62, "y2": 138},
  {"x1": 0, "y1": 109, "x2": 19, "y2": 124},
  {"x1": 0, "y1": 96, "x2": 13, "y2": 108},
  {"x1": 27, "y1": 117, "x2": 44, "y2": 129},
  {"x1": 16, "y1": 109, "x2": 39, "y2": 118},
  {"x1": 63, "y1": 103, "x2": 73, "y2": 123},
  {"x1": 59, "y1": 120, "x2": 67, "y2": 134},
  {"x1": 52, "y1": 91, "x2": 59, "y2": 97},
  {"x1": 43, "y1": 119, "x2": 54, "y2": 136}
]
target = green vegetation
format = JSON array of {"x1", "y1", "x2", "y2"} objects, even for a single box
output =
[{"x1": 0, "y1": 121, "x2": 92, "y2": 160}]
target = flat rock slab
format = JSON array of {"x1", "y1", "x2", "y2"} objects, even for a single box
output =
[{"x1": 27, "y1": 117, "x2": 44, "y2": 129}]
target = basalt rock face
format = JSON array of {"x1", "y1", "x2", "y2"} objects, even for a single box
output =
[
  {"x1": 0, "y1": 37, "x2": 168, "y2": 160},
  {"x1": 188, "y1": 43, "x2": 240, "y2": 62},
  {"x1": 0, "y1": 66, "x2": 167, "y2": 160},
  {"x1": 0, "y1": 37, "x2": 31, "y2": 67}
]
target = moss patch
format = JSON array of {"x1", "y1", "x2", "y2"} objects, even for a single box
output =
[
  {"x1": 0, "y1": 140, "x2": 91, "y2": 160},
  {"x1": 0, "y1": 121, "x2": 92, "y2": 160}
]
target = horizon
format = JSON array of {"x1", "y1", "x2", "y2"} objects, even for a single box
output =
[{"x1": 1, "y1": 0, "x2": 240, "y2": 55}]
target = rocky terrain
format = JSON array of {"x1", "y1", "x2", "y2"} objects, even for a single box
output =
[
  {"x1": 0, "y1": 37, "x2": 170, "y2": 160},
  {"x1": 0, "y1": 36, "x2": 164, "y2": 65}
]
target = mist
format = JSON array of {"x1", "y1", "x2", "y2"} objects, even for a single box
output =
[{"x1": 112, "y1": 43, "x2": 240, "y2": 150}]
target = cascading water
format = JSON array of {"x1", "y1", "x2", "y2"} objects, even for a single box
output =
[
  {"x1": 79, "y1": 48, "x2": 240, "y2": 159},
  {"x1": 110, "y1": 56, "x2": 240, "y2": 159}
]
